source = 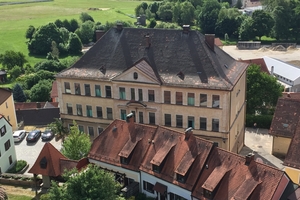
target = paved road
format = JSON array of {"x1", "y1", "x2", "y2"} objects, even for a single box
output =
[{"x1": 14, "y1": 131, "x2": 62, "y2": 175}]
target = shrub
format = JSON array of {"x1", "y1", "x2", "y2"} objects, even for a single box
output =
[
  {"x1": 7, "y1": 160, "x2": 27, "y2": 173},
  {"x1": 246, "y1": 114, "x2": 273, "y2": 129}
]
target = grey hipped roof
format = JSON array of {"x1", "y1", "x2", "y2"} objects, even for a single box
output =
[{"x1": 57, "y1": 28, "x2": 248, "y2": 90}]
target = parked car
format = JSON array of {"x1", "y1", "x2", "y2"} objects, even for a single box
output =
[
  {"x1": 26, "y1": 130, "x2": 41, "y2": 143},
  {"x1": 13, "y1": 130, "x2": 26, "y2": 143},
  {"x1": 41, "y1": 129, "x2": 54, "y2": 141}
]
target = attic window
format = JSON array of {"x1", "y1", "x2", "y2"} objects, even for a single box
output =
[
  {"x1": 152, "y1": 164, "x2": 161, "y2": 173},
  {"x1": 99, "y1": 66, "x2": 106, "y2": 74},
  {"x1": 177, "y1": 174, "x2": 186, "y2": 183},
  {"x1": 120, "y1": 156, "x2": 129, "y2": 165},
  {"x1": 224, "y1": 64, "x2": 229, "y2": 69},
  {"x1": 177, "y1": 71, "x2": 185, "y2": 80},
  {"x1": 282, "y1": 123, "x2": 289, "y2": 128},
  {"x1": 40, "y1": 157, "x2": 47, "y2": 169},
  {"x1": 203, "y1": 189, "x2": 213, "y2": 199},
  {"x1": 133, "y1": 72, "x2": 138, "y2": 80}
]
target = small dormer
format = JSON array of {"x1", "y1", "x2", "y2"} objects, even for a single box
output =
[{"x1": 152, "y1": 164, "x2": 161, "y2": 173}]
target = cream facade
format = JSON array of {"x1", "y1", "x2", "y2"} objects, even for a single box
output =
[
  {"x1": 57, "y1": 69, "x2": 246, "y2": 153},
  {"x1": 285, "y1": 166, "x2": 300, "y2": 185},
  {"x1": 272, "y1": 136, "x2": 291, "y2": 158},
  {"x1": 0, "y1": 90, "x2": 17, "y2": 130}
]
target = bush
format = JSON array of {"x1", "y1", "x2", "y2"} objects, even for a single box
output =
[
  {"x1": 7, "y1": 160, "x2": 27, "y2": 173},
  {"x1": 246, "y1": 114, "x2": 273, "y2": 129}
]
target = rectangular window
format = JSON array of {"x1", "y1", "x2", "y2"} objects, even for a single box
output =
[
  {"x1": 121, "y1": 109, "x2": 127, "y2": 120},
  {"x1": 212, "y1": 95, "x2": 220, "y2": 108},
  {"x1": 176, "y1": 115, "x2": 183, "y2": 128},
  {"x1": 105, "y1": 86, "x2": 112, "y2": 98},
  {"x1": 66, "y1": 103, "x2": 73, "y2": 115},
  {"x1": 143, "y1": 181, "x2": 154, "y2": 194},
  {"x1": 95, "y1": 85, "x2": 101, "y2": 97},
  {"x1": 120, "y1": 156, "x2": 129, "y2": 165},
  {"x1": 177, "y1": 174, "x2": 186, "y2": 183},
  {"x1": 74, "y1": 83, "x2": 81, "y2": 95},
  {"x1": 200, "y1": 117, "x2": 207, "y2": 130},
  {"x1": 138, "y1": 89, "x2": 143, "y2": 101},
  {"x1": 78, "y1": 125, "x2": 84, "y2": 133},
  {"x1": 4, "y1": 140, "x2": 11, "y2": 151},
  {"x1": 187, "y1": 93, "x2": 195, "y2": 106},
  {"x1": 212, "y1": 119, "x2": 219, "y2": 132},
  {"x1": 139, "y1": 112, "x2": 144, "y2": 124},
  {"x1": 76, "y1": 104, "x2": 82, "y2": 116},
  {"x1": 85, "y1": 84, "x2": 91, "y2": 96},
  {"x1": 203, "y1": 189, "x2": 213, "y2": 199},
  {"x1": 164, "y1": 91, "x2": 171, "y2": 104},
  {"x1": 88, "y1": 126, "x2": 94, "y2": 137},
  {"x1": 98, "y1": 127, "x2": 103, "y2": 135},
  {"x1": 96, "y1": 107, "x2": 103, "y2": 118},
  {"x1": 9, "y1": 156, "x2": 12, "y2": 165},
  {"x1": 1, "y1": 125, "x2": 6, "y2": 136},
  {"x1": 149, "y1": 112, "x2": 155, "y2": 125},
  {"x1": 176, "y1": 92, "x2": 183, "y2": 105},
  {"x1": 131, "y1": 111, "x2": 136, "y2": 122},
  {"x1": 148, "y1": 90, "x2": 155, "y2": 102},
  {"x1": 200, "y1": 94, "x2": 207, "y2": 107},
  {"x1": 165, "y1": 114, "x2": 171, "y2": 127},
  {"x1": 131, "y1": 88, "x2": 135, "y2": 100},
  {"x1": 188, "y1": 116, "x2": 194, "y2": 128},
  {"x1": 64, "y1": 82, "x2": 71, "y2": 94},
  {"x1": 119, "y1": 87, "x2": 126, "y2": 99},
  {"x1": 107, "y1": 108, "x2": 113, "y2": 120},
  {"x1": 169, "y1": 193, "x2": 187, "y2": 200},
  {"x1": 86, "y1": 105, "x2": 93, "y2": 117},
  {"x1": 152, "y1": 164, "x2": 161, "y2": 173}
]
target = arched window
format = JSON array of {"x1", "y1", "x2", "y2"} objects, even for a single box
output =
[{"x1": 133, "y1": 72, "x2": 138, "y2": 80}]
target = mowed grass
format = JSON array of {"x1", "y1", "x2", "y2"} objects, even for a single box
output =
[{"x1": 0, "y1": 0, "x2": 143, "y2": 66}]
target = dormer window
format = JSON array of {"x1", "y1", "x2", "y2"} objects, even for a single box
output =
[
  {"x1": 203, "y1": 189, "x2": 213, "y2": 199},
  {"x1": 177, "y1": 174, "x2": 186, "y2": 183},
  {"x1": 120, "y1": 156, "x2": 129, "y2": 165},
  {"x1": 152, "y1": 164, "x2": 161, "y2": 173},
  {"x1": 133, "y1": 72, "x2": 138, "y2": 80}
]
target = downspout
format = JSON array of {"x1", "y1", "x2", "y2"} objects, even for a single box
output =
[{"x1": 229, "y1": 90, "x2": 231, "y2": 151}]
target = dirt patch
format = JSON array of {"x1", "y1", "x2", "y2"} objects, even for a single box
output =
[
  {"x1": 2, "y1": 185, "x2": 35, "y2": 197},
  {"x1": 258, "y1": 46, "x2": 269, "y2": 52},
  {"x1": 271, "y1": 45, "x2": 286, "y2": 51},
  {"x1": 88, "y1": 7, "x2": 110, "y2": 11}
]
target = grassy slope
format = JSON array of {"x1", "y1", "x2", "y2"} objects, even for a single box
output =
[{"x1": 0, "y1": 0, "x2": 142, "y2": 66}]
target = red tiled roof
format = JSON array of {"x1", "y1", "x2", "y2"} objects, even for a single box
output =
[
  {"x1": 283, "y1": 122, "x2": 300, "y2": 169},
  {"x1": 15, "y1": 102, "x2": 59, "y2": 110},
  {"x1": 288, "y1": 187, "x2": 300, "y2": 200},
  {"x1": 214, "y1": 38, "x2": 223, "y2": 47},
  {"x1": 269, "y1": 98, "x2": 300, "y2": 138},
  {"x1": 0, "y1": 87, "x2": 11, "y2": 105},
  {"x1": 28, "y1": 143, "x2": 67, "y2": 177},
  {"x1": 282, "y1": 92, "x2": 300, "y2": 100},
  {"x1": 242, "y1": 58, "x2": 270, "y2": 74},
  {"x1": 51, "y1": 81, "x2": 58, "y2": 98}
]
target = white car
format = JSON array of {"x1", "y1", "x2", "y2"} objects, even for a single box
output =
[{"x1": 13, "y1": 130, "x2": 26, "y2": 143}]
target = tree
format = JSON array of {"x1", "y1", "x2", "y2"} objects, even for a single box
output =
[
  {"x1": 25, "y1": 25, "x2": 35, "y2": 40},
  {"x1": 157, "y1": 2, "x2": 174, "y2": 21},
  {"x1": 8, "y1": 66, "x2": 22, "y2": 80},
  {"x1": 198, "y1": 0, "x2": 221, "y2": 33},
  {"x1": 272, "y1": 5, "x2": 291, "y2": 40},
  {"x1": 13, "y1": 84, "x2": 26, "y2": 102},
  {"x1": 75, "y1": 20, "x2": 94, "y2": 44},
  {"x1": 59, "y1": 27, "x2": 70, "y2": 44},
  {"x1": 148, "y1": 2, "x2": 160, "y2": 19},
  {"x1": 68, "y1": 33, "x2": 82, "y2": 54},
  {"x1": 0, "y1": 51, "x2": 27, "y2": 71},
  {"x1": 69, "y1": 19, "x2": 79, "y2": 32},
  {"x1": 148, "y1": 18, "x2": 157, "y2": 28},
  {"x1": 46, "y1": 41, "x2": 60, "y2": 60},
  {"x1": 34, "y1": 60, "x2": 66, "y2": 73},
  {"x1": 61, "y1": 121, "x2": 91, "y2": 160},
  {"x1": 29, "y1": 79, "x2": 52, "y2": 102},
  {"x1": 54, "y1": 19, "x2": 64, "y2": 28},
  {"x1": 215, "y1": 8, "x2": 242, "y2": 38},
  {"x1": 239, "y1": 17, "x2": 255, "y2": 40},
  {"x1": 48, "y1": 118, "x2": 69, "y2": 143},
  {"x1": 48, "y1": 165, "x2": 125, "y2": 200},
  {"x1": 180, "y1": 2, "x2": 195, "y2": 25},
  {"x1": 252, "y1": 10, "x2": 274, "y2": 40},
  {"x1": 79, "y1": 12, "x2": 94, "y2": 23},
  {"x1": 235, "y1": 0, "x2": 243, "y2": 9},
  {"x1": 246, "y1": 64, "x2": 284, "y2": 115},
  {"x1": 28, "y1": 23, "x2": 63, "y2": 55}
]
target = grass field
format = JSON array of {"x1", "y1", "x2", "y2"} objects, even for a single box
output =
[{"x1": 0, "y1": 0, "x2": 143, "y2": 66}]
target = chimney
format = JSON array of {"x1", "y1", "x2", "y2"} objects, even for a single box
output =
[
  {"x1": 95, "y1": 30, "x2": 105, "y2": 41},
  {"x1": 144, "y1": 34, "x2": 151, "y2": 48},
  {"x1": 182, "y1": 25, "x2": 190, "y2": 34},
  {"x1": 116, "y1": 22, "x2": 123, "y2": 31},
  {"x1": 245, "y1": 153, "x2": 254, "y2": 165},
  {"x1": 126, "y1": 113, "x2": 134, "y2": 131},
  {"x1": 36, "y1": 102, "x2": 41, "y2": 109},
  {"x1": 205, "y1": 34, "x2": 215, "y2": 52},
  {"x1": 185, "y1": 127, "x2": 193, "y2": 140},
  {"x1": 271, "y1": 66, "x2": 274, "y2": 75}
]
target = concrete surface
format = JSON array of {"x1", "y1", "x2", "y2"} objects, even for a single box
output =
[{"x1": 240, "y1": 128, "x2": 285, "y2": 170}]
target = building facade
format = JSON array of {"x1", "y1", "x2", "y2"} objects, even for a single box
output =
[
  {"x1": 0, "y1": 115, "x2": 17, "y2": 173},
  {"x1": 56, "y1": 26, "x2": 248, "y2": 152},
  {"x1": 0, "y1": 88, "x2": 17, "y2": 130}
]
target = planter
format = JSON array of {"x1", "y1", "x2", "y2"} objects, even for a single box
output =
[
  {"x1": 0, "y1": 177, "x2": 35, "y2": 187},
  {"x1": 17, "y1": 164, "x2": 29, "y2": 174}
]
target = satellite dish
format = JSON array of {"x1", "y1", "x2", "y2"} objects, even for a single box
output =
[{"x1": 256, "y1": 157, "x2": 264, "y2": 164}]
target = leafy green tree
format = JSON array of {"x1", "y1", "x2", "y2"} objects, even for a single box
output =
[
  {"x1": 48, "y1": 118, "x2": 69, "y2": 143},
  {"x1": 8, "y1": 66, "x2": 22, "y2": 80},
  {"x1": 148, "y1": 18, "x2": 157, "y2": 28},
  {"x1": 28, "y1": 23, "x2": 63, "y2": 55},
  {"x1": 30, "y1": 79, "x2": 52, "y2": 102},
  {"x1": 68, "y1": 33, "x2": 82, "y2": 54},
  {"x1": 190, "y1": 0, "x2": 203, "y2": 7},
  {"x1": 148, "y1": 2, "x2": 160, "y2": 19},
  {"x1": 247, "y1": 64, "x2": 284, "y2": 115},
  {"x1": 62, "y1": 19, "x2": 71, "y2": 32},
  {"x1": 157, "y1": 2, "x2": 174, "y2": 21},
  {"x1": 25, "y1": 25, "x2": 35, "y2": 40},
  {"x1": 34, "y1": 60, "x2": 66, "y2": 73},
  {"x1": 0, "y1": 51, "x2": 27, "y2": 71},
  {"x1": 180, "y1": 2, "x2": 195, "y2": 25},
  {"x1": 239, "y1": 16, "x2": 255, "y2": 40},
  {"x1": 290, "y1": 0, "x2": 300, "y2": 42},
  {"x1": 75, "y1": 20, "x2": 94, "y2": 44},
  {"x1": 69, "y1": 19, "x2": 79, "y2": 32},
  {"x1": 13, "y1": 83, "x2": 26, "y2": 102},
  {"x1": 154, "y1": 22, "x2": 182, "y2": 29},
  {"x1": 252, "y1": 10, "x2": 274, "y2": 40},
  {"x1": 198, "y1": 0, "x2": 221, "y2": 33},
  {"x1": 61, "y1": 121, "x2": 91, "y2": 160},
  {"x1": 48, "y1": 165, "x2": 125, "y2": 200},
  {"x1": 216, "y1": 8, "x2": 242, "y2": 38},
  {"x1": 79, "y1": 12, "x2": 94, "y2": 23},
  {"x1": 46, "y1": 41, "x2": 60, "y2": 61},
  {"x1": 272, "y1": 5, "x2": 291, "y2": 40},
  {"x1": 59, "y1": 27, "x2": 70, "y2": 44},
  {"x1": 54, "y1": 19, "x2": 64, "y2": 28}
]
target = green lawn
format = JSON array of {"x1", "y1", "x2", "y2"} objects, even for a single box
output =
[
  {"x1": 0, "y1": 0, "x2": 142, "y2": 67},
  {"x1": 7, "y1": 194, "x2": 33, "y2": 200}
]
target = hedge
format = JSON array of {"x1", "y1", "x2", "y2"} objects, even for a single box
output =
[
  {"x1": 7, "y1": 160, "x2": 27, "y2": 173},
  {"x1": 246, "y1": 114, "x2": 273, "y2": 129}
]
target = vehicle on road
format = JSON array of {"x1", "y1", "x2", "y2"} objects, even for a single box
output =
[
  {"x1": 41, "y1": 129, "x2": 54, "y2": 141},
  {"x1": 26, "y1": 130, "x2": 41, "y2": 143},
  {"x1": 13, "y1": 130, "x2": 26, "y2": 143}
]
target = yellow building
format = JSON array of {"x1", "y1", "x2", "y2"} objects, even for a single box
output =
[
  {"x1": 0, "y1": 88, "x2": 17, "y2": 130},
  {"x1": 56, "y1": 26, "x2": 248, "y2": 153}
]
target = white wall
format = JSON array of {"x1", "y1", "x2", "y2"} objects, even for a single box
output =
[{"x1": 0, "y1": 118, "x2": 17, "y2": 173}]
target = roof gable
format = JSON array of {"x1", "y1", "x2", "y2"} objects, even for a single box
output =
[
  {"x1": 0, "y1": 88, "x2": 11, "y2": 105},
  {"x1": 284, "y1": 121, "x2": 300, "y2": 169}
]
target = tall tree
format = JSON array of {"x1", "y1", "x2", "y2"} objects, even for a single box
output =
[
  {"x1": 61, "y1": 121, "x2": 91, "y2": 160},
  {"x1": 198, "y1": 0, "x2": 221, "y2": 33},
  {"x1": 48, "y1": 118, "x2": 69, "y2": 143},
  {"x1": 272, "y1": 5, "x2": 291, "y2": 40},
  {"x1": 157, "y1": 2, "x2": 174, "y2": 21},
  {"x1": 13, "y1": 84, "x2": 26, "y2": 102},
  {"x1": 67, "y1": 33, "x2": 82, "y2": 54},
  {"x1": 48, "y1": 165, "x2": 125, "y2": 200},
  {"x1": 69, "y1": 19, "x2": 79, "y2": 32},
  {"x1": 25, "y1": 25, "x2": 35, "y2": 40},
  {"x1": 0, "y1": 51, "x2": 27, "y2": 71},
  {"x1": 180, "y1": 1, "x2": 195, "y2": 25},
  {"x1": 75, "y1": 20, "x2": 94, "y2": 44},
  {"x1": 252, "y1": 10, "x2": 274, "y2": 40},
  {"x1": 29, "y1": 79, "x2": 52, "y2": 102},
  {"x1": 79, "y1": 12, "x2": 94, "y2": 23},
  {"x1": 239, "y1": 16, "x2": 255, "y2": 40},
  {"x1": 247, "y1": 64, "x2": 284, "y2": 115}
]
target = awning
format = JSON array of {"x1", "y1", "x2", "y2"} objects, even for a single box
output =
[{"x1": 153, "y1": 182, "x2": 167, "y2": 194}]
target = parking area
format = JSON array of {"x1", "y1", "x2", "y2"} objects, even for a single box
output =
[{"x1": 14, "y1": 127, "x2": 62, "y2": 175}]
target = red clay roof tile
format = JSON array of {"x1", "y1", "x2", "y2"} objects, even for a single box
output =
[{"x1": 283, "y1": 121, "x2": 300, "y2": 169}]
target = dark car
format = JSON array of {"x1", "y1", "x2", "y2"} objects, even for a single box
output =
[
  {"x1": 41, "y1": 129, "x2": 54, "y2": 141},
  {"x1": 26, "y1": 130, "x2": 41, "y2": 143}
]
